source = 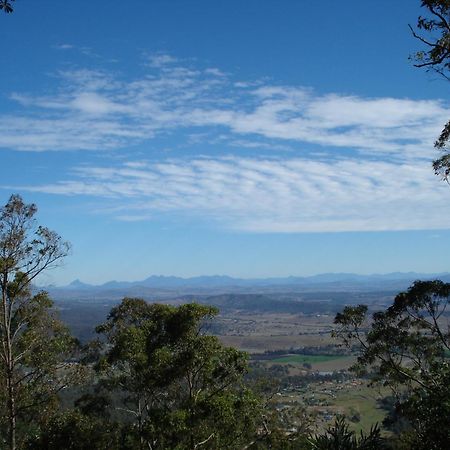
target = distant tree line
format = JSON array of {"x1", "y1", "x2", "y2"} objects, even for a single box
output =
[{"x1": 260, "y1": 344, "x2": 351, "y2": 358}]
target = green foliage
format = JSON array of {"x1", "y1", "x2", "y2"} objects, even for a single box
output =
[
  {"x1": 24, "y1": 410, "x2": 121, "y2": 450},
  {"x1": 92, "y1": 298, "x2": 264, "y2": 449},
  {"x1": 0, "y1": 287, "x2": 80, "y2": 422},
  {"x1": 309, "y1": 417, "x2": 386, "y2": 450},
  {"x1": 334, "y1": 280, "x2": 450, "y2": 448},
  {"x1": 410, "y1": 1, "x2": 450, "y2": 177},
  {"x1": 411, "y1": 1, "x2": 450, "y2": 77},
  {"x1": 246, "y1": 405, "x2": 312, "y2": 450},
  {"x1": 0, "y1": 195, "x2": 75, "y2": 450}
]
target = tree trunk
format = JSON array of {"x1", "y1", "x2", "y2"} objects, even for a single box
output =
[
  {"x1": 2, "y1": 274, "x2": 16, "y2": 450},
  {"x1": 7, "y1": 377, "x2": 16, "y2": 450}
]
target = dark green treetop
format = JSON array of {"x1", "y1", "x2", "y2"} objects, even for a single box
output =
[
  {"x1": 334, "y1": 280, "x2": 450, "y2": 449},
  {"x1": 94, "y1": 298, "x2": 263, "y2": 450}
]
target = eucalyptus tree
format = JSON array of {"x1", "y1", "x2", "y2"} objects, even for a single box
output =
[
  {"x1": 334, "y1": 280, "x2": 450, "y2": 449},
  {"x1": 0, "y1": 195, "x2": 76, "y2": 450},
  {"x1": 410, "y1": 1, "x2": 450, "y2": 178},
  {"x1": 94, "y1": 298, "x2": 263, "y2": 450}
]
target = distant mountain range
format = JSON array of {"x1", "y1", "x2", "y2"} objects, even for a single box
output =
[{"x1": 53, "y1": 272, "x2": 450, "y2": 293}]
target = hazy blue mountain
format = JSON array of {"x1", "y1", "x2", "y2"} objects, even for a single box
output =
[
  {"x1": 66, "y1": 279, "x2": 94, "y2": 290},
  {"x1": 57, "y1": 272, "x2": 450, "y2": 292}
]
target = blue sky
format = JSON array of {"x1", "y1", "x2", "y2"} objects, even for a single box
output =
[{"x1": 1, "y1": 1, "x2": 450, "y2": 285}]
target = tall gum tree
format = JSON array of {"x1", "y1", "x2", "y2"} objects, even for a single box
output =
[
  {"x1": 0, "y1": 195, "x2": 76, "y2": 450},
  {"x1": 94, "y1": 299, "x2": 264, "y2": 450},
  {"x1": 333, "y1": 280, "x2": 450, "y2": 449}
]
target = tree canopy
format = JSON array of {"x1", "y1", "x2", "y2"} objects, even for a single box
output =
[
  {"x1": 334, "y1": 280, "x2": 450, "y2": 449},
  {"x1": 90, "y1": 299, "x2": 263, "y2": 449},
  {"x1": 0, "y1": 195, "x2": 77, "y2": 450},
  {"x1": 410, "y1": 1, "x2": 450, "y2": 179}
]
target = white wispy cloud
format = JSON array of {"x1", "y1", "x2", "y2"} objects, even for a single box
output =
[
  {"x1": 17, "y1": 156, "x2": 450, "y2": 233},
  {"x1": 146, "y1": 53, "x2": 179, "y2": 68},
  {"x1": 3, "y1": 54, "x2": 449, "y2": 233},
  {"x1": 53, "y1": 43, "x2": 75, "y2": 50},
  {"x1": 0, "y1": 55, "x2": 447, "y2": 157}
]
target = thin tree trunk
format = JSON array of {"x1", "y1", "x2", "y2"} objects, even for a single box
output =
[
  {"x1": 2, "y1": 273, "x2": 16, "y2": 450},
  {"x1": 138, "y1": 398, "x2": 145, "y2": 450},
  {"x1": 8, "y1": 376, "x2": 16, "y2": 450}
]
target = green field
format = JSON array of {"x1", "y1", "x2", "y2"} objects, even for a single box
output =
[
  {"x1": 271, "y1": 354, "x2": 345, "y2": 364},
  {"x1": 330, "y1": 384, "x2": 389, "y2": 433}
]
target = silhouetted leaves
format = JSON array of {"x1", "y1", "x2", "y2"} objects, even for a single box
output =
[{"x1": 0, "y1": 1, "x2": 15, "y2": 14}]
